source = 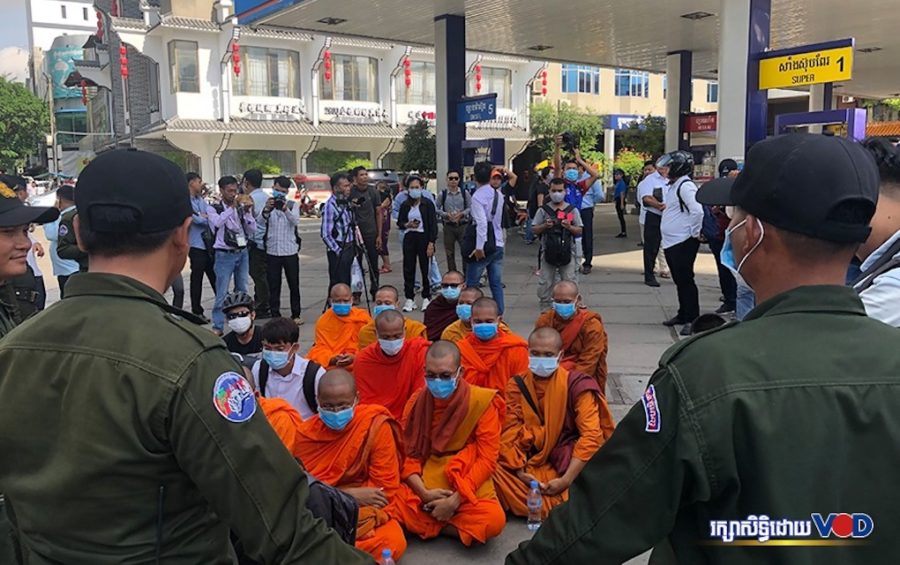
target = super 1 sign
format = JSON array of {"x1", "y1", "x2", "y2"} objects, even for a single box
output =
[
  {"x1": 758, "y1": 39, "x2": 854, "y2": 90},
  {"x1": 457, "y1": 94, "x2": 497, "y2": 123}
]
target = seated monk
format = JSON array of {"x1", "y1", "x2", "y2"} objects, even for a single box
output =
[
  {"x1": 457, "y1": 297, "x2": 528, "y2": 393},
  {"x1": 534, "y1": 280, "x2": 609, "y2": 391},
  {"x1": 424, "y1": 270, "x2": 465, "y2": 341},
  {"x1": 307, "y1": 284, "x2": 372, "y2": 369},
  {"x1": 354, "y1": 309, "x2": 430, "y2": 420},
  {"x1": 238, "y1": 364, "x2": 305, "y2": 459},
  {"x1": 294, "y1": 369, "x2": 407, "y2": 561},
  {"x1": 494, "y1": 328, "x2": 613, "y2": 518},
  {"x1": 358, "y1": 285, "x2": 427, "y2": 349},
  {"x1": 396, "y1": 341, "x2": 506, "y2": 546},
  {"x1": 441, "y1": 288, "x2": 511, "y2": 343}
]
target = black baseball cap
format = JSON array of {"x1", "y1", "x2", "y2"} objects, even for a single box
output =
[
  {"x1": 75, "y1": 148, "x2": 192, "y2": 233},
  {"x1": 696, "y1": 134, "x2": 878, "y2": 243},
  {"x1": 0, "y1": 175, "x2": 59, "y2": 227}
]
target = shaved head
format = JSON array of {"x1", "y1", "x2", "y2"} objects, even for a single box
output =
[
  {"x1": 458, "y1": 287, "x2": 484, "y2": 305},
  {"x1": 330, "y1": 283, "x2": 352, "y2": 303},
  {"x1": 471, "y1": 297, "x2": 499, "y2": 318},
  {"x1": 442, "y1": 270, "x2": 465, "y2": 284},
  {"x1": 317, "y1": 368, "x2": 357, "y2": 408},
  {"x1": 426, "y1": 340, "x2": 461, "y2": 367},
  {"x1": 529, "y1": 327, "x2": 563, "y2": 351},
  {"x1": 375, "y1": 285, "x2": 400, "y2": 304},
  {"x1": 552, "y1": 280, "x2": 579, "y2": 298},
  {"x1": 375, "y1": 308, "x2": 405, "y2": 339}
]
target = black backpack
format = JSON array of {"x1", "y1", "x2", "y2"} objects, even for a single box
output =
[
  {"x1": 257, "y1": 358, "x2": 321, "y2": 414},
  {"x1": 541, "y1": 204, "x2": 576, "y2": 267}
]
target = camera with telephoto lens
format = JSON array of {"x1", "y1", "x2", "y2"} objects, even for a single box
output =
[
  {"x1": 561, "y1": 131, "x2": 578, "y2": 153},
  {"x1": 273, "y1": 197, "x2": 285, "y2": 211}
]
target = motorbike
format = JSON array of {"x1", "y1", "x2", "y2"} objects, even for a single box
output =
[{"x1": 298, "y1": 188, "x2": 319, "y2": 217}]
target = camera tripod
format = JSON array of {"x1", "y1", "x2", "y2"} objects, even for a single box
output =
[{"x1": 322, "y1": 204, "x2": 380, "y2": 314}]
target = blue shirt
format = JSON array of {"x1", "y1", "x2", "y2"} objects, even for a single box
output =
[
  {"x1": 321, "y1": 196, "x2": 354, "y2": 254},
  {"x1": 248, "y1": 189, "x2": 270, "y2": 247},
  {"x1": 189, "y1": 195, "x2": 210, "y2": 250},
  {"x1": 614, "y1": 179, "x2": 627, "y2": 199},
  {"x1": 43, "y1": 206, "x2": 79, "y2": 277},
  {"x1": 581, "y1": 180, "x2": 605, "y2": 209},
  {"x1": 392, "y1": 189, "x2": 435, "y2": 221}
]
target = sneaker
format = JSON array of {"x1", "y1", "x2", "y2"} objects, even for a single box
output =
[
  {"x1": 402, "y1": 299, "x2": 416, "y2": 312},
  {"x1": 644, "y1": 279, "x2": 660, "y2": 287},
  {"x1": 679, "y1": 323, "x2": 693, "y2": 336},
  {"x1": 581, "y1": 265, "x2": 592, "y2": 275},
  {"x1": 293, "y1": 316, "x2": 305, "y2": 326},
  {"x1": 663, "y1": 316, "x2": 686, "y2": 327},
  {"x1": 194, "y1": 313, "x2": 211, "y2": 325},
  {"x1": 715, "y1": 304, "x2": 735, "y2": 315},
  {"x1": 421, "y1": 298, "x2": 431, "y2": 311},
  {"x1": 615, "y1": 232, "x2": 627, "y2": 238}
]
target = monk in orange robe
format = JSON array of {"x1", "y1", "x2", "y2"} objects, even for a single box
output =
[
  {"x1": 358, "y1": 285, "x2": 427, "y2": 349},
  {"x1": 307, "y1": 284, "x2": 372, "y2": 369},
  {"x1": 396, "y1": 341, "x2": 506, "y2": 546},
  {"x1": 294, "y1": 369, "x2": 408, "y2": 561},
  {"x1": 457, "y1": 297, "x2": 528, "y2": 393},
  {"x1": 354, "y1": 309, "x2": 430, "y2": 420},
  {"x1": 534, "y1": 280, "x2": 609, "y2": 390},
  {"x1": 258, "y1": 395, "x2": 305, "y2": 459},
  {"x1": 495, "y1": 328, "x2": 613, "y2": 518}
]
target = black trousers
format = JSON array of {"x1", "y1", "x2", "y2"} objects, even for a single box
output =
[
  {"x1": 327, "y1": 246, "x2": 355, "y2": 292},
  {"x1": 614, "y1": 198, "x2": 627, "y2": 234},
  {"x1": 57, "y1": 275, "x2": 70, "y2": 300},
  {"x1": 643, "y1": 213, "x2": 663, "y2": 281},
  {"x1": 708, "y1": 238, "x2": 737, "y2": 308},
  {"x1": 403, "y1": 232, "x2": 431, "y2": 300},
  {"x1": 580, "y1": 207, "x2": 594, "y2": 267},
  {"x1": 248, "y1": 243, "x2": 270, "y2": 313},
  {"x1": 664, "y1": 237, "x2": 701, "y2": 323},
  {"x1": 189, "y1": 247, "x2": 217, "y2": 315},
  {"x1": 360, "y1": 233, "x2": 380, "y2": 299},
  {"x1": 267, "y1": 254, "x2": 301, "y2": 318}
]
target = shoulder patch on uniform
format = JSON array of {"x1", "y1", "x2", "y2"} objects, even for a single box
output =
[
  {"x1": 58, "y1": 224, "x2": 68, "y2": 237},
  {"x1": 642, "y1": 384, "x2": 661, "y2": 433},
  {"x1": 213, "y1": 372, "x2": 256, "y2": 423}
]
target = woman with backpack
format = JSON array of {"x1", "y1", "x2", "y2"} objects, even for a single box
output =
[{"x1": 532, "y1": 177, "x2": 584, "y2": 310}]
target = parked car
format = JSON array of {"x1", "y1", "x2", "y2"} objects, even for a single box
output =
[{"x1": 366, "y1": 169, "x2": 401, "y2": 196}]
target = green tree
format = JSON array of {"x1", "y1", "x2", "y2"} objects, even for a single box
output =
[
  {"x1": 238, "y1": 150, "x2": 281, "y2": 174},
  {"x1": 530, "y1": 102, "x2": 604, "y2": 157},
  {"x1": 0, "y1": 77, "x2": 49, "y2": 171},
  {"x1": 343, "y1": 157, "x2": 373, "y2": 171},
  {"x1": 613, "y1": 148, "x2": 651, "y2": 187},
  {"x1": 400, "y1": 119, "x2": 436, "y2": 173},
  {"x1": 615, "y1": 115, "x2": 666, "y2": 158}
]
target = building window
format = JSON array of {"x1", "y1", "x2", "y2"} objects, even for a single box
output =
[
  {"x1": 706, "y1": 82, "x2": 719, "y2": 103},
  {"x1": 234, "y1": 47, "x2": 301, "y2": 98},
  {"x1": 614, "y1": 69, "x2": 650, "y2": 98},
  {"x1": 401, "y1": 61, "x2": 435, "y2": 105},
  {"x1": 61, "y1": 5, "x2": 67, "y2": 18},
  {"x1": 662, "y1": 76, "x2": 667, "y2": 99},
  {"x1": 467, "y1": 66, "x2": 512, "y2": 108},
  {"x1": 56, "y1": 111, "x2": 87, "y2": 145},
  {"x1": 149, "y1": 63, "x2": 160, "y2": 112},
  {"x1": 321, "y1": 54, "x2": 379, "y2": 102},
  {"x1": 561, "y1": 64, "x2": 599, "y2": 94},
  {"x1": 168, "y1": 40, "x2": 199, "y2": 93},
  {"x1": 82, "y1": 7, "x2": 88, "y2": 20}
]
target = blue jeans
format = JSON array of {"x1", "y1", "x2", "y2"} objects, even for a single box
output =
[
  {"x1": 212, "y1": 249, "x2": 250, "y2": 330},
  {"x1": 525, "y1": 216, "x2": 535, "y2": 243},
  {"x1": 736, "y1": 284, "x2": 756, "y2": 321},
  {"x1": 465, "y1": 247, "x2": 505, "y2": 314}
]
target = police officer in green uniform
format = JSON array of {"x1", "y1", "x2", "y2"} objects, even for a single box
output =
[
  {"x1": 507, "y1": 134, "x2": 900, "y2": 565},
  {"x1": 56, "y1": 190, "x2": 88, "y2": 272},
  {"x1": 0, "y1": 175, "x2": 59, "y2": 562},
  {"x1": 0, "y1": 149, "x2": 370, "y2": 564}
]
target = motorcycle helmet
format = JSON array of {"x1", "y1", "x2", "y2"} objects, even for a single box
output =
[
  {"x1": 656, "y1": 151, "x2": 694, "y2": 180},
  {"x1": 222, "y1": 291, "x2": 254, "y2": 312},
  {"x1": 718, "y1": 158, "x2": 739, "y2": 178}
]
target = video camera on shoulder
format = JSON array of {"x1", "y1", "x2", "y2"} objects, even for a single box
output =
[{"x1": 561, "y1": 131, "x2": 579, "y2": 153}]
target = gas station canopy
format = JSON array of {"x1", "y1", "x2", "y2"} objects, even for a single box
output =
[{"x1": 241, "y1": 0, "x2": 900, "y2": 99}]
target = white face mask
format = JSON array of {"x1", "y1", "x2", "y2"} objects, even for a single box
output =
[{"x1": 227, "y1": 315, "x2": 252, "y2": 334}]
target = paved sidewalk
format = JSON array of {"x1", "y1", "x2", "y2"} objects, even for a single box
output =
[{"x1": 33, "y1": 204, "x2": 724, "y2": 564}]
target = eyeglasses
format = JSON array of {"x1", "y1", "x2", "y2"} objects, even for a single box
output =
[
  {"x1": 225, "y1": 311, "x2": 251, "y2": 320},
  {"x1": 448, "y1": 176, "x2": 459, "y2": 181},
  {"x1": 440, "y1": 283, "x2": 461, "y2": 289}
]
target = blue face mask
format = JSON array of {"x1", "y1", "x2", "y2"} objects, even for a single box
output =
[
  {"x1": 373, "y1": 304, "x2": 396, "y2": 317},
  {"x1": 473, "y1": 322, "x2": 498, "y2": 341},
  {"x1": 409, "y1": 188, "x2": 423, "y2": 200},
  {"x1": 441, "y1": 287, "x2": 461, "y2": 302},
  {"x1": 529, "y1": 355, "x2": 560, "y2": 378},
  {"x1": 319, "y1": 405, "x2": 355, "y2": 431},
  {"x1": 262, "y1": 349, "x2": 292, "y2": 371},
  {"x1": 552, "y1": 301, "x2": 577, "y2": 320},
  {"x1": 721, "y1": 218, "x2": 763, "y2": 289},
  {"x1": 564, "y1": 169, "x2": 579, "y2": 182},
  {"x1": 378, "y1": 337, "x2": 404, "y2": 356},
  {"x1": 426, "y1": 377, "x2": 459, "y2": 399},
  {"x1": 273, "y1": 190, "x2": 287, "y2": 199},
  {"x1": 456, "y1": 303, "x2": 472, "y2": 322},
  {"x1": 332, "y1": 302, "x2": 352, "y2": 317}
]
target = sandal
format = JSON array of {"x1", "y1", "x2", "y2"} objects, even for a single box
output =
[{"x1": 379, "y1": 266, "x2": 392, "y2": 273}]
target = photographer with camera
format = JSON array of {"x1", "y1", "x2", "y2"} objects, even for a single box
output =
[
  {"x1": 242, "y1": 169, "x2": 272, "y2": 318},
  {"x1": 321, "y1": 173, "x2": 356, "y2": 293},
  {"x1": 259, "y1": 176, "x2": 303, "y2": 326},
  {"x1": 553, "y1": 133, "x2": 599, "y2": 271},
  {"x1": 532, "y1": 178, "x2": 584, "y2": 310},
  {"x1": 349, "y1": 166, "x2": 383, "y2": 301}
]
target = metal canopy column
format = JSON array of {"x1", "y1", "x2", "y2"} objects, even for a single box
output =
[
  {"x1": 665, "y1": 50, "x2": 692, "y2": 152},
  {"x1": 435, "y1": 14, "x2": 466, "y2": 180}
]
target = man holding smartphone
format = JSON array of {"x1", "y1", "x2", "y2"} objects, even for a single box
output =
[{"x1": 532, "y1": 178, "x2": 583, "y2": 310}]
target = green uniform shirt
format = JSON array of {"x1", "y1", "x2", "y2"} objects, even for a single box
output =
[
  {"x1": 509, "y1": 286, "x2": 900, "y2": 565},
  {"x1": 55, "y1": 208, "x2": 88, "y2": 272},
  {"x1": 0, "y1": 282, "x2": 20, "y2": 340},
  {"x1": 0, "y1": 273, "x2": 370, "y2": 564}
]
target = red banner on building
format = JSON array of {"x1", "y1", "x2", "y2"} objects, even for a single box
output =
[{"x1": 685, "y1": 112, "x2": 718, "y2": 132}]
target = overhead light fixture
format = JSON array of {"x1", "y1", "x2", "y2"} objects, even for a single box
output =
[
  {"x1": 317, "y1": 17, "x2": 347, "y2": 26},
  {"x1": 527, "y1": 45, "x2": 553, "y2": 52},
  {"x1": 858, "y1": 46, "x2": 882, "y2": 53},
  {"x1": 680, "y1": 11, "x2": 714, "y2": 20}
]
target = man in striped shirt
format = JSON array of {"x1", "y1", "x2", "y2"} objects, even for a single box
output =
[
  {"x1": 260, "y1": 176, "x2": 302, "y2": 325},
  {"x1": 321, "y1": 173, "x2": 356, "y2": 293}
]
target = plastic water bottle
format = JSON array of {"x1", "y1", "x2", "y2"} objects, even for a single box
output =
[
  {"x1": 380, "y1": 548, "x2": 395, "y2": 565},
  {"x1": 527, "y1": 479, "x2": 542, "y2": 531}
]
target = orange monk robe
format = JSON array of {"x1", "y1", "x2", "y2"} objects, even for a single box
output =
[
  {"x1": 358, "y1": 317, "x2": 427, "y2": 350},
  {"x1": 396, "y1": 386, "x2": 506, "y2": 545},
  {"x1": 295, "y1": 404, "x2": 407, "y2": 561},
  {"x1": 494, "y1": 368, "x2": 606, "y2": 518},
  {"x1": 258, "y1": 395, "x2": 304, "y2": 459},
  {"x1": 306, "y1": 307, "x2": 372, "y2": 369},
  {"x1": 354, "y1": 337, "x2": 430, "y2": 420},
  {"x1": 440, "y1": 320, "x2": 510, "y2": 344},
  {"x1": 535, "y1": 308, "x2": 609, "y2": 390},
  {"x1": 457, "y1": 331, "x2": 529, "y2": 393}
]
